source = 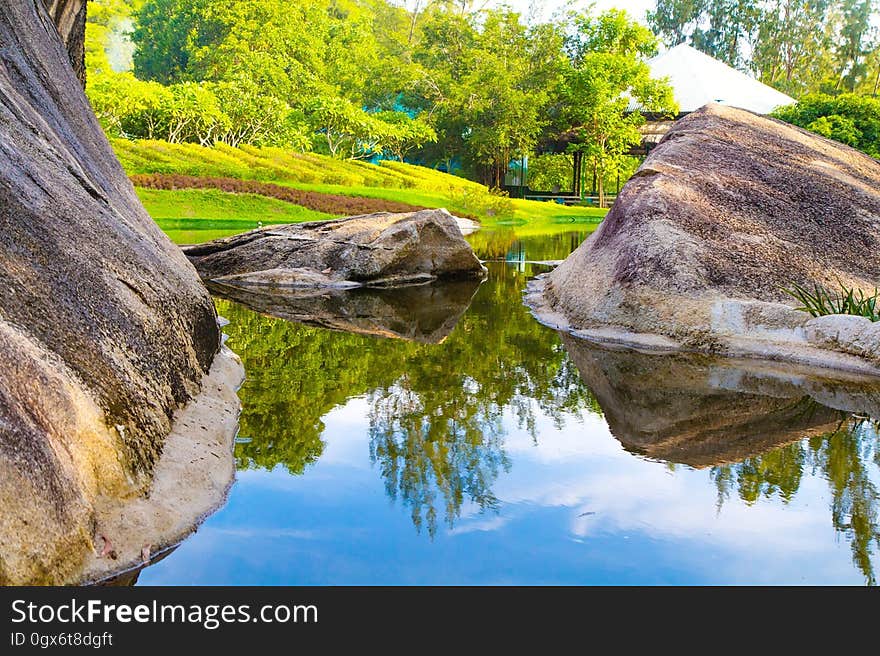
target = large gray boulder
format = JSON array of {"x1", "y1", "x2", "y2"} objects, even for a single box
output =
[
  {"x1": 0, "y1": 1, "x2": 242, "y2": 584},
  {"x1": 43, "y1": 0, "x2": 86, "y2": 84},
  {"x1": 528, "y1": 104, "x2": 880, "y2": 375},
  {"x1": 183, "y1": 209, "x2": 488, "y2": 289}
]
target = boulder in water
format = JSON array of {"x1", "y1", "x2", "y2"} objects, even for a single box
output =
[
  {"x1": 183, "y1": 210, "x2": 488, "y2": 289},
  {"x1": 0, "y1": 1, "x2": 242, "y2": 584},
  {"x1": 528, "y1": 104, "x2": 880, "y2": 375}
]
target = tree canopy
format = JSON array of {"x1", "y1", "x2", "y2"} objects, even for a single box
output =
[
  {"x1": 84, "y1": 0, "x2": 678, "y2": 187},
  {"x1": 85, "y1": 0, "x2": 878, "y2": 187},
  {"x1": 648, "y1": 0, "x2": 880, "y2": 96}
]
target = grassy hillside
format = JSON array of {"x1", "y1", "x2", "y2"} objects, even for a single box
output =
[{"x1": 116, "y1": 140, "x2": 607, "y2": 243}]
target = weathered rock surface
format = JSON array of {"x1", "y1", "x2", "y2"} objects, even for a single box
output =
[
  {"x1": 0, "y1": 1, "x2": 240, "y2": 584},
  {"x1": 561, "y1": 335, "x2": 880, "y2": 467},
  {"x1": 210, "y1": 277, "x2": 482, "y2": 343},
  {"x1": 43, "y1": 0, "x2": 87, "y2": 84},
  {"x1": 528, "y1": 104, "x2": 880, "y2": 374},
  {"x1": 183, "y1": 209, "x2": 488, "y2": 289}
]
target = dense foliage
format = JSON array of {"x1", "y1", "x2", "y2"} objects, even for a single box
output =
[
  {"x1": 772, "y1": 92, "x2": 880, "y2": 157},
  {"x1": 561, "y1": 10, "x2": 677, "y2": 205},
  {"x1": 649, "y1": 0, "x2": 880, "y2": 96},
  {"x1": 85, "y1": 0, "x2": 880, "y2": 190},
  {"x1": 85, "y1": 0, "x2": 675, "y2": 187}
]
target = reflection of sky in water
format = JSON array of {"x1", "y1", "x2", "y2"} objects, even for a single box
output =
[
  {"x1": 135, "y1": 231, "x2": 879, "y2": 585},
  {"x1": 139, "y1": 395, "x2": 871, "y2": 585}
]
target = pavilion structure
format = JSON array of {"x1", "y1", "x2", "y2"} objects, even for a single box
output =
[{"x1": 629, "y1": 43, "x2": 795, "y2": 155}]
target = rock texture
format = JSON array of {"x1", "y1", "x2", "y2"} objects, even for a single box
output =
[
  {"x1": 0, "y1": 1, "x2": 237, "y2": 584},
  {"x1": 561, "y1": 336, "x2": 880, "y2": 467},
  {"x1": 528, "y1": 104, "x2": 880, "y2": 374},
  {"x1": 43, "y1": 0, "x2": 87, "y2": 85},
  {"x1": 183, "y1": 210, "x2": 488, "y2": 289},
  {"x1": 210, "y1": 278, "x2": 482, "y2": 343}
]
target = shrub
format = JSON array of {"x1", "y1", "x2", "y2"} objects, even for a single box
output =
[
  {"x1": 450, "y1": 186, "x2": 515, "y2": 219},
  {"x1": 772, "y1": 93, "x2": 880, "y2": 158}
]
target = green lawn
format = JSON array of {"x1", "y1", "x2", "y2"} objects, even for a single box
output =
[
  {"x1": 137, "y1": 188, "x2": 337, "y2": 243},
  {"x1": 137, "y1": 188, "x2": 336, "y2": 222},
  {"x1": 122, "y1": 140, "x2": 609, "y2": 242}
]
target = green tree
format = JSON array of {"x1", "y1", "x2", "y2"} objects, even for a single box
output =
[
  {"x1": 751, "y1": 0, "x2": 836, "y2": 95},
  {"x1": 834, "y1": 0, "x2": 878, "y2": 92},
  {"x1": 131, "y1": 0, "x2": 205, "y2": 84},
  {"x1": 562, "y1": 10, "x2": 677, "y2": 207},
  {"x1": 307, "y1": 98, "x2": 390, "y2": 159},
  {"x1": 210, "y1": 77, "x2": 307, "y2": 148},
  {"x1": 649, "y1": 0, "x2": 880, "y2": 93},
  {"x1": 374, "y1": 111, "x2": 438, "y2": 161},
  {"x1": 87, "y1": 72, "x2": 172, "y2": 139},
  {"x1": 164, "y1": 82, "x2": 229, "y2": 144},
  {"x1": 412, "y1": 7, "x2": 565, "y2": 185},
  {"x1": 647, "y1": 0, "x2": 706, "y2": 46},
  {"x1": 648, "y1": 0, "x2": 760, "y2": 68}
]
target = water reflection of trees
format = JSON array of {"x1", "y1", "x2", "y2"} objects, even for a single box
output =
[
  {"x1": 561, "y1": 337, "x2": 880, "y2": 585},
  {"x1": 216, "y1": 262, "x2": 598, "y2": 529},
  {"x1": 467, "y1": 228, "x2": 592, "y2": 262},
  {"x1": 712, "y1": 418, "x2": 880, "y2": 585},
  {"x1": 218, "y1": 252, "x2": 880, "y2": 580},
  {"x1": 368, "y1": 382, "x2": 510, "y2": 537}
]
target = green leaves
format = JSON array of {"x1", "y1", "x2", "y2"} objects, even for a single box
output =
[
  {"x1": 412, "y1": 8, "x2": 565, "y2": 185},
  {"x1": 773, "y1": 92, "x2": 880, "y2": 158},
  {"x1": 560, "y1": 9, "x2": 677, "y2": 206},
  {"x1": 783, "y1": 280, "x2": 880, "y2": 322}
]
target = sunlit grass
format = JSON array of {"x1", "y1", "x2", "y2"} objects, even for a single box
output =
[
  {"x1": 120, "y1": 138, "x2": 609, "y2": 228},
  {"x1": 136, "y1": 188, "x2": 336, "y2": 223}
]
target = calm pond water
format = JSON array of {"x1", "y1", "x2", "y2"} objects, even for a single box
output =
[{"x1": 137, "y1": 227, "x2": 880, "y2": 585}]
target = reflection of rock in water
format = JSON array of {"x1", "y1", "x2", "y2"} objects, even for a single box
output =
[
  {"x1": 95, "y1": 545, "x2": 180, "y2": 587},
  {"x1": 209, "y1": 279, "x2": 482, "y2": 344},
  {"x1": 560, "y1": 334, "x2": 880, "y2": 467}
]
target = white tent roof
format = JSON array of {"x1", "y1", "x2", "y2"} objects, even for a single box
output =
[{"x1": 630, "y1": 43, "x2": 795, "y2": 115}]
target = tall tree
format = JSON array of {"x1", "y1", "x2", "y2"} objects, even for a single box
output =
[
  {"x1": 835, "y1": 0, "x2": 878, "y2": 92},
  {"x1": 648, "y1": 0, "x2": 760, "y2": 68},
  {"x1": 751, "y1": 0, "x2": 835, "y2": 95},
  {"x1": 646, "y1": 0, "x2": 705, "y2": 45},
  {"x1": 562, "y1": 9, "x2": 677, "y2": 208},
  {"x1": 412, "y1": 7, "x2": 565, "y2": 185},
  {"x1": 649, "y1": 0, "x2": 880, "y2": 93}
]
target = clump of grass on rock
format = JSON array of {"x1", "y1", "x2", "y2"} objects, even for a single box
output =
[{"x1": 784, "y1": 280, "x2": 880, "y2": 322}]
